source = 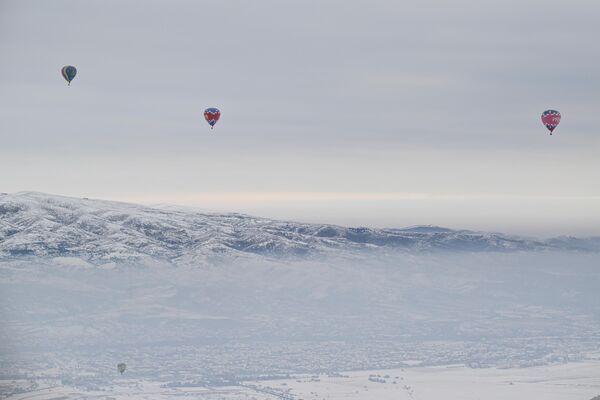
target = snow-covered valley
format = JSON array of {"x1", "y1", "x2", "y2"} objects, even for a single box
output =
[
  {"x1": 3, "y1": 362, "x2": 600, "y2": 399},
  {"x1": 1, "y1": 192, "x2": 600, "y2": 399}
]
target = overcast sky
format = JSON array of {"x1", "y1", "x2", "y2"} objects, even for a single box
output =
[{"x1": 1, "y1": 0, "x2": 599, "y2": 235}]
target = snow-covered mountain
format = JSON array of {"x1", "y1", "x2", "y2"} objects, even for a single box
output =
[
  {"x1": 2, "y1": 192, "x2": 600, "y2": 385},
  {"x1": 0, "y1": 192, "x2": 598, "y2": 265}
]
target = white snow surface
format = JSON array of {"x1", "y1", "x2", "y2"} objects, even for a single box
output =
[{"x1": 3, "y1": 362, "x2": 600, "y2": 399}]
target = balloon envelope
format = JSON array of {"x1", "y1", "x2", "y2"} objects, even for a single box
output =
[
  {"x1": 541, "y1": 109, "x2": 561, "y2": 134},
  {"x1": 204, "y1": 108, "x2": 221, "y2": 129},
  {"x1": 117, "y1": 363, "x2": 126, "y2": 374},
  {"x1": 61, "y1": 65, "x2": 77, "y2": 85}
]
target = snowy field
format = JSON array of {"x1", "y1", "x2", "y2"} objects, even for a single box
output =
[{"x1": 2, "y1": 362, "x2": 600, "y2": 400}]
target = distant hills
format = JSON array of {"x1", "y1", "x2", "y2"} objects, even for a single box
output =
[{"x1": 1, "y1": 192, "x2": 599, "y2": 265}]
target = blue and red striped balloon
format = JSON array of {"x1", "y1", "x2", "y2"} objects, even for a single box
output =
[{"x1": 204, "y1": 108, "x2": 221, "y2": 129}]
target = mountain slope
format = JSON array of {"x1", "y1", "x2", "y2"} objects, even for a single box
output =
[{"x1": 0, "y1": 192, "x2": 597, "y2": 265}]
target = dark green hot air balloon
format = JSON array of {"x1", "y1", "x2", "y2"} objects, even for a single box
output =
[
  {"x1": 61, "y1": 65, "x2": 77, "y2": 85},
  {"x1": 117, "y1": 363, "x2": 126, "y2": 375}
]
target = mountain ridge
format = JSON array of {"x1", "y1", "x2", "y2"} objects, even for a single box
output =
[{"x1": 1, "y1": 191, "x2": 598, "y2": 265}]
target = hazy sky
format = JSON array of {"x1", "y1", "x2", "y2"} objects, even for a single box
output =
[{"x1": 1, "y1": 0, "x2": 599, "y2": 235}]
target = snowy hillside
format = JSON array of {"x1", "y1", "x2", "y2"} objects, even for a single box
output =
[
  {"x1": 2, "y1": 192, "x2": 600, "y2": 395},
  {"x1": 1, "y1": 192, "x2": 597, "y2": 265}
]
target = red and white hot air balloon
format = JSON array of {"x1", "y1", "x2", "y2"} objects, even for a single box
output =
[{"x1": 541, "y1": 109, "x2": 561, "y2": 135}]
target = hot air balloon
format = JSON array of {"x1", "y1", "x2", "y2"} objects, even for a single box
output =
[
  {"x1": 117, "y1": 363, "x2": 126, "y2": 375},
  {"x1": 61, "y1": 65, "x2": 77, "y2": 86},
  {"x1": 204, "y1": 108, "x2": 221, "y2": 129},
  {"x1": 541, "y1": 109, "x2": 561, "y2": 135}
]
